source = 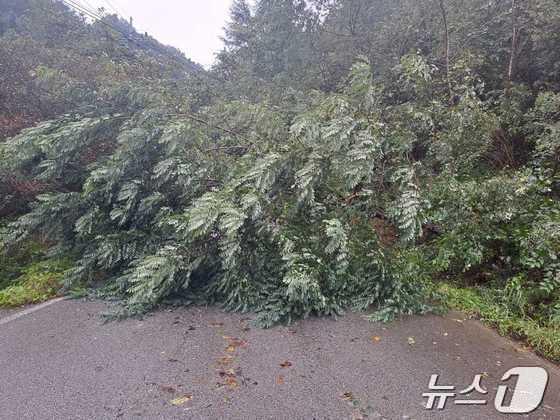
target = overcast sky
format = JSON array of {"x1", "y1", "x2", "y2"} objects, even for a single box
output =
[{"x1": 84, "y1": 0, "x2": 235, "y2": 67}]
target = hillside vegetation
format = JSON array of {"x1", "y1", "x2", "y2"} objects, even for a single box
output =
[{"x1": 1, "y1": 0, "x2": 559, "y2": 356}]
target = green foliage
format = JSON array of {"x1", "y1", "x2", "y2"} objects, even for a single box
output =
[
  {"x1": 0, "y1": 257, "x2": 70, "y2": 308},
  {"x1": 0, "y1": 56, "x2": 442, "y2": 323},
  {"x1": 441, "y1": 283, "x2": 560, "y2": 362},
  {"x1": 0, "y1": 230, "x2": 46, "y2": 289},
  {"x1": 388, "y1": 166, "x2": 425, "y2": 244}
]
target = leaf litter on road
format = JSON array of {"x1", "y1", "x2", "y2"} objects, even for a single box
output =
[
  {"x1": 170, "y1": 394, "x2": 192, "y2": 406},
  {"x1": 214, "y1": 335, "x2": 252, "y2": 391}
]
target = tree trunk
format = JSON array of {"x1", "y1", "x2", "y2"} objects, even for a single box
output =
[
  {"x1": 507, "y1": 0, "x2": 518, "y2": 84},
  {"x1": 438, "y1": 0, "x2": 452, "y2": 99}
]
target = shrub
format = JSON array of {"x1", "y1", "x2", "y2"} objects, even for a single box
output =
[{"x1": 0, "y1": 258, "x2": 70, "y2": 308}]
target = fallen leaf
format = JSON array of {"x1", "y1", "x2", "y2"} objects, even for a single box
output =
[
  {"x1": 223, "y1": 336, "x2": 248, "y2": 351},
  {"x1": 371, "y1": 336, "x2": 381, "y2": 343},
  {"x1": 170, "y1": 394, "x2": 192, "y2": 406},
  {"x1": 407, "y1": 337, "x2": 416, "y2": 345},
  {"x1": 276, "y1": 375, "x2": 285, "y2": 385},
  {"x1": 224, "y1": 377, "x2": 239, "y2": 389},
  {"x1": 216, "y1": 365, "x2": 243, "y2": 390},
  {"x1": 280, "y1": 361, "x2": 293, "y2": 368},
  {"x1": 341, "y1": 392, "x2": 354, "y2": 401}
]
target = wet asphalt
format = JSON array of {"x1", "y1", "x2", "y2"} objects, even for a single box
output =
[{"x1": 0, "y1": 299, "x2": 558, "y2": 419}]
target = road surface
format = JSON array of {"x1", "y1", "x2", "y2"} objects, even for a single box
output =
[{"x1": 0, "y1": 299, "x2": 558, "y2": 419}]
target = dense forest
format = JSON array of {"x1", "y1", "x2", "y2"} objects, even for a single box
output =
[{"x1": 1, "y1": 0, "x2": 559, "y2": 359}]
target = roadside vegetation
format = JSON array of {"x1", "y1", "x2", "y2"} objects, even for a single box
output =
[
  {"x1": 0, "y1": 0, "x2": 559, "y2": 357},
  {"x1": 441, "y1": 284, "x2": 560, "y2": 362},
  {"x1": 0, "y1": 232, "x2": 70, "y2": 307},
  {"x1": 0, "y1": 257, "x2": 70, "y2": 307}
]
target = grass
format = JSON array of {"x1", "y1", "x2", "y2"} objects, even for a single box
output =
[
  {"x1": 0, "y1": 258, "x2": 71, "y2": 308},
  {"x1": 0, "y1": 240, "x2": 46, "y2": 290},
  {"x1": 439, "y1": 283, "x2": 560, "y2": 363}
]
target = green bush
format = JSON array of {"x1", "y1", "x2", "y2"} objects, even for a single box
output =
[
  {"x1": 0, "y1": 258, "x2": 70, "y2": 308},
  {"x1": 0, "y1": 238, "x2": 46, "y2": 290},
  {"x1": 440, "y1": 283, "x2": 560, "y2": 362}
]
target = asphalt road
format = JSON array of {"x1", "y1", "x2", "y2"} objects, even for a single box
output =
[{"x1": 0, "y1": 299, "x2": 558, "y2": 419}]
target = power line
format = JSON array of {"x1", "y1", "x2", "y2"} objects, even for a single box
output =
[
  {"x1": 58, "y1": 0, "x2": 295, "y2": 116},
  {"x1": 8, "y1": 0, "x2": 258, "y2": 145},
  {"x1": 32, "y1": 1, "x2": 284, "y2": 143},
  {"x1": 62, "y1": 0, "x2": 224, "y2": 85},
  {"x1": 60, "y1": 0, "x2": 298, "y2": 116},
  {"x1": 61, "y1": 0, "x2": 236, "y2": 106},
  {"x1": 55, "y1": 0, "x2": 226, "y2": 95}
]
